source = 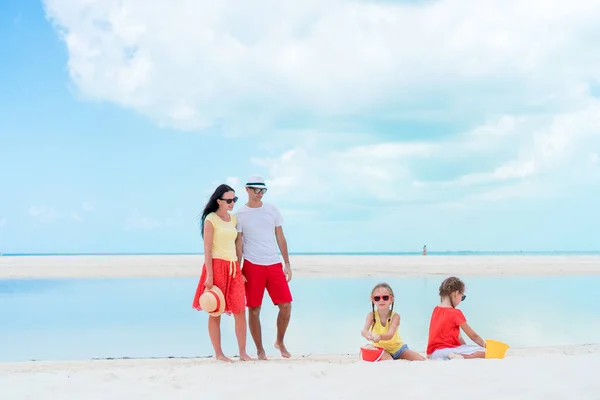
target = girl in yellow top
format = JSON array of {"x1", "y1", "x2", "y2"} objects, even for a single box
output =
[{"x1": 360, "y1": 283, "x2": 425, "y2": 361}]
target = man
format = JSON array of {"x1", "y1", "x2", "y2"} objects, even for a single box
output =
[{"x1": 235, "y1": 175, "x2": 293, "y2": 360}]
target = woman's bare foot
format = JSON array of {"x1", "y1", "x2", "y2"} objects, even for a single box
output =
[
  {"x1": 257, "y1": 350, "x2": 268, "y2": 360},
  {"x1": 215, "y1": 354, "x2": 233, "y2": 362},
  {"x1": 274, "y1": 342, "x2": 291, "y2": 358},
  {"x1": 239, "y1": 353, "x2": 254, "y2": 361}
]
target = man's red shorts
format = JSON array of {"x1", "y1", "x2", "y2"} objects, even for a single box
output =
[{"x1": 242, "y1": 259, "x2": 293, "y2": 308}]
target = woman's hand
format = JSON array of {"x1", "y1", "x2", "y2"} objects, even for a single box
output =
[{"x1": 204, "y1": 274, "x2": 214, "y2": 289}]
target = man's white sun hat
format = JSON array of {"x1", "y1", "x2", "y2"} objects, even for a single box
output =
[{"x1": 245, "y1": 175, "x2": 267, "y2": 189}]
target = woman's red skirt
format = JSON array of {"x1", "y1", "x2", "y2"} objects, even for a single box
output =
[{"x1": 192, "y1": 258, "x2": 246, "y2": 315}]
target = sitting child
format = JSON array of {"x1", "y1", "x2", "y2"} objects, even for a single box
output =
[
  {"x1": 426, "y1": 276, "x2": 486, "y2": 360},
  {"x1": 360, "y1": 282, "x2": 425, "y2": 361}
]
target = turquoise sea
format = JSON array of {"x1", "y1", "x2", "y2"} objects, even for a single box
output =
[
  {"x1": 3, "y1": 251, "x2": 600, "y2": 256},
  {"x1": 1, "y1": 274, "x2": 599, "y2": 362}
]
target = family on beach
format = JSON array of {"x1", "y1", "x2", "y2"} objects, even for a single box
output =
[
  {"x1": 192, "y1": 175, "x2": 292, "y2": 362},
  {"x1": 192, "y1": 175, "x2": 488, "y2": 362}
]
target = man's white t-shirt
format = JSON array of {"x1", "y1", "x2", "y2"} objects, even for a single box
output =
[{"x1": 235, "y1": 202, "x2": 283, "y2": 266}]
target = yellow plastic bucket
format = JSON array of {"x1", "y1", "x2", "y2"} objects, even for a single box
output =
[{"x1": 485, "y1": 339, "x2": 510, "y2": 359}]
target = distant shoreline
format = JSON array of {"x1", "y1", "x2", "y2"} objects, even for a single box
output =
[
  {"x1": 3, "y1": 250, "x2": 600, "y2": 257},
  {"x1": 2, "y1": 254, "x2": 600, "y2": 279}
]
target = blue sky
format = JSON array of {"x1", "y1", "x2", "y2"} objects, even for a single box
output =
[{"x1": 1, "y1": 0, "x2": 599, "y2": 254}]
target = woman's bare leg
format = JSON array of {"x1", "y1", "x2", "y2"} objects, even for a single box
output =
[
  {"x1": 233, "y1": 311, "x2": 252, "y2": 361},
  {"x1": 208, "y1": 315, "x2": 232, "y2": 362}
]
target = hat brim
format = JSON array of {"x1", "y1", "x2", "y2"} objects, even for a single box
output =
[{"x1": 246, "y1": 183, "x2": 267, "y2": 189}]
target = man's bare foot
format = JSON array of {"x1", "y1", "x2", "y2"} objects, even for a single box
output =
[
  {"x1": 216, "y1": 354, "x2": 233, "y2": 362},
  {"x1": 257, "y1": 350, "x2": 268, "y2": 360},
  {"x1": 274, "y1": 342, "x2": 291, "y2": 358},
  {"x1": 239, "y1": 353, "x2": 253, "y2": 361}
]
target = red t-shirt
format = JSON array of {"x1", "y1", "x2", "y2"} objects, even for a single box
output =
[{"x1": 426, "y1": 306, "x2": 467, "y2": 355}]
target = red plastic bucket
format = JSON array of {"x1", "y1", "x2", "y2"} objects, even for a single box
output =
[{"x1": 359, "y1": 346, "x2": 385, "y2": 362}]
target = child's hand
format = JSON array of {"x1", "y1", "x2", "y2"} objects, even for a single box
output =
[{"x1": 371, "y1": 334, "x2": 381, "y2": 342}]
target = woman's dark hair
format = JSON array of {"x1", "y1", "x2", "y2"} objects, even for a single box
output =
[{"x1": 199, "y1": 184, "x2": 235, "y2": 238}]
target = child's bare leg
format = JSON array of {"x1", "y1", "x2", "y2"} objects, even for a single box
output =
[
  {"x1": 399, "y1": 349, "x2": 426, "y2": 361},
  {"x1": 462, "y1": 351, "x2": 486, "y2": 359}
]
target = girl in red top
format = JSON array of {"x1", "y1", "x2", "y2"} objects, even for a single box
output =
[{"x1": 426, "y1": 276, "x2": 486, "y2": 360}]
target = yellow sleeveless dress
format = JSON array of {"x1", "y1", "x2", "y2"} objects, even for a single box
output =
[{"x1": 370, "y1": 310, "x2": 404, "y2": 354}]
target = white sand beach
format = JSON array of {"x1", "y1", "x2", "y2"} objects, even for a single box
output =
[
  {"x1": 1, "y1": 345, "x2": 599, "y2": 399},
  {"x1": 2, "y1": 255, "x2": 599, "y2": 399},
  {"x1": 2, "y1": 254, "x2": 600, "y2": 279}
]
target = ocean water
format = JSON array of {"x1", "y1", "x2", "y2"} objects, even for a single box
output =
[
  {"x1": 1, "y1": 275, "x2": 599, "y2": 362},
  {"x1": 3, "y1": 251, "x2": 600, "y2": 256}
]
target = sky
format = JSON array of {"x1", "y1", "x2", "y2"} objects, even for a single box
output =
[{"x1": 1, "y1": 0, "x2": 599, "y2": 254}]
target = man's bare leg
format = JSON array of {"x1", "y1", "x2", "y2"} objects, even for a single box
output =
[
  {"x1": 274, "y1": 302, "x2": 292, "y2": 358},
  {"x1": 248, "y1": 306, "x2": 267, "y2": 360}
]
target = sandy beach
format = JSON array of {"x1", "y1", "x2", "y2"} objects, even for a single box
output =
[
  {"x1": 2, "y1": 254, "x2": 600, "y2": 279},
  {"x1": 1, "y1": 344, "x2": 599, "y2": 399},
  {"x1": 2, "y1": 254, "x2": 599, "y2": 399}
]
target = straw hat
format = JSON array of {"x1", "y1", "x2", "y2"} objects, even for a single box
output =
[{"x1": 199, "y1": 286, "x2": 226, "y2": 317}]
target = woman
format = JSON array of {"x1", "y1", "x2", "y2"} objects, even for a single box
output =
[{"x1": 192, "y1": 184, "x2": 251, "y2": 362}]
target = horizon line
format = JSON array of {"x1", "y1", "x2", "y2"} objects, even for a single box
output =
[{"x1": 2, "y1": 250, "x2": 600, "y2": 257}]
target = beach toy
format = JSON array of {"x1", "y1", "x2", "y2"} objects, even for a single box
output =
[
  {"x1": 199, "y1": 286, "x2": 226, "y2": 317},
  {"x1": 359, "y1": 345, "x2": 385, "y2": 362},
  {"x1": 485, "y1": 339, "x2": 510, "y2": 359}
]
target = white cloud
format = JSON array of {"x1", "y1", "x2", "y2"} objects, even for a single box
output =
[
  {"x1": 42, "y1": 0, "x2": 600, "y2": 217},
  {"x1": 81, "y1": 202, "x2": 94, "y2": 212},
  {"x1": 71, "y1": 212, "x2": 85, "y2": 223},
  {"x1": 123, "y1": 210, "x2": 184, "y2": 231},
  {"x1": 254, "y1": 97, "x2": 600, "y2": 207},
  {"x1": 225, "y1": 176, "x2": 240, "y2": 190},
  {"x1": 124, "y1": 211, "x2": 161, "y2": 231},
  {"x1": 71, "y1": 202, "x2": 95, "y2": 223},
  {"x1": 42, "y1": 0, "x2": 600, "y2": 130},
  {"x1": 28, "y1": 206, "x2": 59, "y2": 223}
]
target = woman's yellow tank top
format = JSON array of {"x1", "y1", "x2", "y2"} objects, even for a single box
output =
[
  {"x1": 370, "y1": 310, "x2": 404, "y2": 354},
  {"x1": 205, "y1": 212, "x2": 237, "y2": 262}
]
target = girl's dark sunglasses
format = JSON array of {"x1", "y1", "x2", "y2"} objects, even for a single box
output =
[
  {"x1": 221, "y1": 196, "x2": 238, "y2": 204},
  {"x1": 373, "y1": 295, "x2": 390, "y2": 302}
]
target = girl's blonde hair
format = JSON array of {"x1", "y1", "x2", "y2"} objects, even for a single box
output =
[{"x1": 370, "y1": 282, "x2": 395, "y2": 328}]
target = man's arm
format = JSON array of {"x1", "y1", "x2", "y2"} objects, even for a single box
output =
[
  {"x1": 275, "y1": 226, "x2": 292, "y2": 282},
  {"x1": 235, "y1": 232, "x2": 243, "y2": 265},
  {"x1": 275, "y1": 226, "x2": 289, "y2": 264}
]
